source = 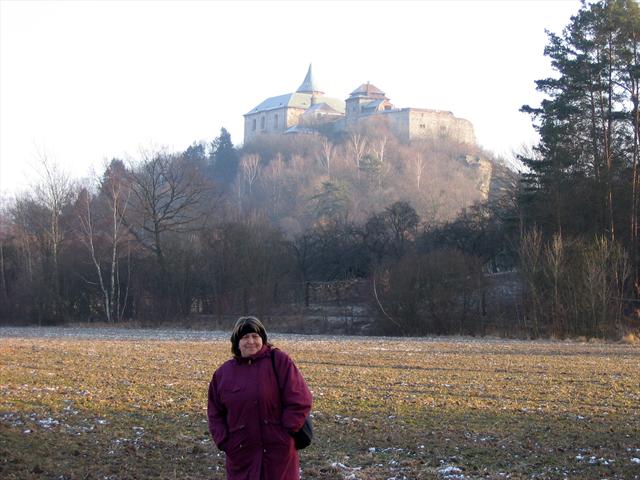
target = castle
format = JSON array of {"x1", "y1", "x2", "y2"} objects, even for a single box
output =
[{"x1": 244, "y1": 65, "x2": 476, "y2": 145}]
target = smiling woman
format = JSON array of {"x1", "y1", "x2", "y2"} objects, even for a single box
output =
[
  {"x1": 239, "y1": 332, "x2": 263, "y2": 358},
  {"x1": 207, "y1": 316, "x2": 313, "y2": 480}
]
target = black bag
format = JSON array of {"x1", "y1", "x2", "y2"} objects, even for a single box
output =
[
  {"x1": 270, "y1": 349, "x2": 313, "y2": 450},
  {"x1": 292, "y1": 415, "x2": 313, "y2": 450}
]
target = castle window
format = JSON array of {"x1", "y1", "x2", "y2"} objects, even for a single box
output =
[
  {"x1": 274, "y1": 114, "x2": 279, "y2": 129},
  {"x1": 261, "y1": 116, "x2": 265, "y2": 130},
  {"x1": 252, "y1": 119, "x2": 256, "y2": 131},
  {"x1": 420, "y1": 124, "x2": 426, "y2": 128}
]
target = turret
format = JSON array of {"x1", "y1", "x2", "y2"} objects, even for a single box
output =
[{"x1": 297, "y1": 64, "x2": 324, "y2": 96}]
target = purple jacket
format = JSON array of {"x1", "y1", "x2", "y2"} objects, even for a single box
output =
[{"x1": 207, "y1": 345, "x2": 312, "y2": 480}]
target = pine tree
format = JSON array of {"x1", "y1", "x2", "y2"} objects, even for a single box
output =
[
  {"x1": 521, "y1": 0, "x2": 640, "y2": 286},
  {"x1": 210, "y1": 127, "x2": 238, "y2": 185},
  {"x1": 521, "y1": 0, "x2": 640, "y2": 238}
]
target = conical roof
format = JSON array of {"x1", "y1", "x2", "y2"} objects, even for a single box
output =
[{"x1": 297, "y1": 64, "x2": 324, "y2": 95}]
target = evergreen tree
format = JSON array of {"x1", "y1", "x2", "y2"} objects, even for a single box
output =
[
  {"x1": 521, "y1": 0, "x2": 640, "y2": 239},
  {"x1": 183, "y1": 142, "x2": 207, "y2": 165},
  {"x1": 521, "y1": 0, "x2": 640, "y2": 287},
  {"x1": 210, "y1": 127, "x2": 238, "y2": 185}
]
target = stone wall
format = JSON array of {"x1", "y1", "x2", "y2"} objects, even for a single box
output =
[
  {"x1": 338, "y1": 108, "x2": 476, "y2": 145},
  {"x1": 381, "y1": 110, "x2": 412, "y2": 142},
  {"x1": 286, "y1": 108, "x2": 305, "y2": 131},
  {"x1": 245, "y1": 103, "x2": 476, "y2": 148},
  {"x1": 406, "y1": 109, "x2": 476, "y2": 144},
  {"x1": 244, "y1": 106, "x2": 301, "y2": 144}
]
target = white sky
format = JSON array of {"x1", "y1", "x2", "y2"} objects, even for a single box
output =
[{"x1": 0, "y1": 0, "x2": 581, "y2": 197}]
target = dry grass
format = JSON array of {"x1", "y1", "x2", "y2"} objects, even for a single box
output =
[{"x1": 1, "y1": 335, "x2": 639, "y2": 479}]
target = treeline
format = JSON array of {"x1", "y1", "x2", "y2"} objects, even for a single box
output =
[
  {"x1": 516, "y1": 0, "x2": 640, "y2": 339},
  {"x1": 1, "y1": 0, "x2": 639, "y2": 340},
  {"x1": 0, "y1": 124, "x2": 503, "y2": 333}
]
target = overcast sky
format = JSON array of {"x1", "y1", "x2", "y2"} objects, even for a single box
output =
[{"x1": 0, "y1": 0, "x2": 581, "y2": 197}]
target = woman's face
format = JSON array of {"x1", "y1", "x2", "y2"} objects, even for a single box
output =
[{"x1": 239, "y1": 332, "x2": 263, "y2": 357}]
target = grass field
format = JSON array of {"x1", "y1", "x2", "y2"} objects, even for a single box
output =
[{"x1": 0, "y1": 331, "x2": 639, "y2": 479}]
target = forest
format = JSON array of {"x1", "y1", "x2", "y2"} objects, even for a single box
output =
[{"x1": 1, "y1": 0, "x2": 639, "y2": 340}]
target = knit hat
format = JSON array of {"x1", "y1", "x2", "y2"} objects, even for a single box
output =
[{"x1": 231, "y1": 316, "x2": 268, "y2": 357}]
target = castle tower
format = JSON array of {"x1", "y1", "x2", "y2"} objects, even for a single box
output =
[
  {"x1": 243, "y1": 65, "x2": 344, "y2": 144},
  {"x1": 296, "y1": 64, "x2": 324, "y2": 96},
  {"x1": 345, "y1": 82, "x2": 391, "y2": 122}
]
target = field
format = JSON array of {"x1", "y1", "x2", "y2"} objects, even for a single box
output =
[{"x1": 0, "y1": 328, "x2": 639, "y2": 479}]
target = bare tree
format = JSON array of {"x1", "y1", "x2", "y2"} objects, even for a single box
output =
[
  {"x1": 0, "y1": 201, "x2": 10, "y2": 304},
  {"x1": 9, "y1": 198, "x2": 36, "y2": 283},
  {"x1": 544, "y1": 234, "x2": 566, "y2": 336},
  {"x1": 582, "y1": 237, "x2": 629, "y2": 338},
  {"x1": 33, "y1": 156, "x2": 74, "y2": 293},
  {"x1": 78, "y1": 167, "x2": 131, "y2": 323},
  {"x1": 348, "y1": 132, "x2": 368, "y2": 179},
  {"x1": 240, "y1": 153, "x2": 261, "y2": 196},
  {"x1": 126, "y1": 151, "x2": 210, "y2": 302},
  {"x1": 263, "y1": 153, "x2": 285, "y2": 215},
  {"x1": 412, "y1": 153, "x2": 426, "y2": 191},
  {"x1": 372, "y1": 136, "x2": 387, "y2": 166},
  {"x1": 370, "y1": 136, "x2": 389, "y2": 188},
  {"x1": 519, "y1": 228, "x2": 544, "y2": 338},
  {"x1": 232, "y1": 176, "x2": 246, "y2": 219},
  {"x1": 318, "y1": 137, "x2": 336, "y2": 179}
]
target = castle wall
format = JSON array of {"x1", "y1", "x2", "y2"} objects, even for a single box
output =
[
  {"x1": 375, "y1": 109, "x2": 476, "y2": 144},
  {"x1": 286, "y1": 108, "x2": 305, "y2": 131},
  {"x1": 244, "y1": 107, "x2": 303, "y2": 144},
  {"x1": 345, "y1": 97, "x2": 364, "y2": 121},
  {"x1": 244, "y1": 86, "x2": 476, "y2": 147},
  {"x1": 340, "y1": 108, "x2": 475, "y2": 145},
  {"x1": 407, "y1": 109, "x2": 476, "y2": 144},
  {"x1": 380, "y1": 110, "x2": 412, "y2": 142}
]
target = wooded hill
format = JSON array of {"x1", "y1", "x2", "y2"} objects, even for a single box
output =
[{"x1": 1, "y1": 0, "x2": 639, "y2": 340}]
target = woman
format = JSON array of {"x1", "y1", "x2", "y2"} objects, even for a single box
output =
[{"x1": 208, "y1": 316, "x2": 312, "y2": 480}]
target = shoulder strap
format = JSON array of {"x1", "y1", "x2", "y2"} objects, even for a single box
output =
[{"x1": 270, "y1": 349, "x2": 282, "y2": 393}]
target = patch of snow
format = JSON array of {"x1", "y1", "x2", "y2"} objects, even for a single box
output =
[
  {"x1": 438, "y1": 465, "x2": 464, "y2": 479},
  {"x1": 63, "y1": 405, "x2": 78, "y2": 414},
  {"x1": 631, "y1": 457, "x2": 640, "y2": 465},
  {"x1": 581, "y1": 456, "x2": 614, "y2": 465},
  {"x1": 37, "y1": 417, "x2": 59, "y2": 428}
]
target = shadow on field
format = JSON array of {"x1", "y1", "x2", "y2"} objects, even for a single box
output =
[{"x1": 1, "y1": 405, "x2": 638, "y2": 479}]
